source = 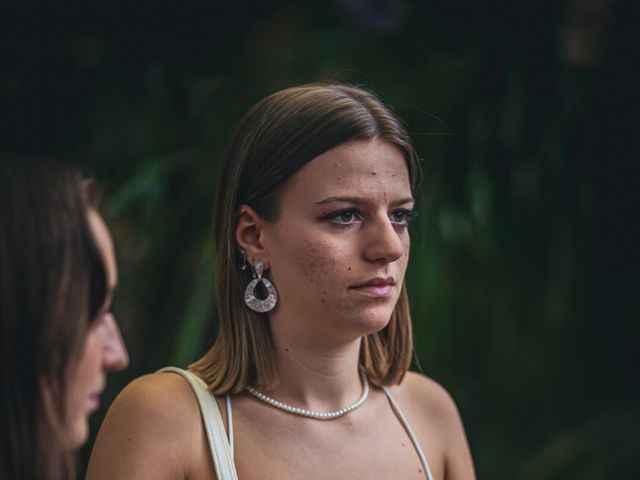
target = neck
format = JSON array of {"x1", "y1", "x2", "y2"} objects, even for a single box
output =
[{"x1": 265, "y1": 314, "x2": 364, "y2": 412}]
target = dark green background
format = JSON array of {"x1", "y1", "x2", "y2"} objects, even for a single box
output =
[{"x1": 2, "y1": 1, "x2": 639, "y2": 478}]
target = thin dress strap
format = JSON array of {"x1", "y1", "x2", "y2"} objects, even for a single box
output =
[
  {"x1": 382, "y1": 386, "x2": 434, "y2": 480},
  {"x1": 225, "y1": 395, "x2": 234, "y2": 459}
]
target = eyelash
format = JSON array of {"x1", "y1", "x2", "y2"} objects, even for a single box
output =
[{"x1": 321, "y1": 208, "x2": 417, "y2": 226}]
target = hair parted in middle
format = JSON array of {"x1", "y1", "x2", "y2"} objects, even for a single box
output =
[{"x1": 190, "y1": 83, "x2": 420, "y2": 394}]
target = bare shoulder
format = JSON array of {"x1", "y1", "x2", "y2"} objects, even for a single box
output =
[
  {"x1": 113, "y1": 370, "x2": 201, "y2": 417},
  {"x1": 389, "y1": 371, "x2": 476, "y2": 479},
  {"x1": 390, "y1": 371, "x2": 461, "y2": 426},
  {"x1": 87, "y1": 371, "x2": 204, "y2": 480}
]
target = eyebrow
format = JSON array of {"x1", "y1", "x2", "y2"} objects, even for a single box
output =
[{"x1": 314, "y1": 196, "x2": 415, "y2": 207}]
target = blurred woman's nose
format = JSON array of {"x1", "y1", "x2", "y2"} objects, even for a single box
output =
[{"x1": 102, "y1": 314, "x2": 129, "y2": 371}]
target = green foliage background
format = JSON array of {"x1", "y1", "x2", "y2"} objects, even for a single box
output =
[{"x1": 2, "y1": 1, "x2": 639, "y2": 478}]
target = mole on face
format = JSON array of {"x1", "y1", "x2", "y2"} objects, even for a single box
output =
[{"x1": 371, "y1": 170, "x2": 377, "y2": 176}]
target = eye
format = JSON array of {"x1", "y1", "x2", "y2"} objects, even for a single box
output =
[
  {"x1": 321, "y1": 208, "x2": 362, "y2": 225},
  {"x1": 389, "y1": 208, "x2": 417, "y2": 226}
]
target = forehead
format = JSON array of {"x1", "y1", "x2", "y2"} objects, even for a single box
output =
[
  {"x1": 86, "y1": 209, "x2": 117, "y2": 288},
  {"x1": 285, "y1": 138, "x2": 411, "y2": 201}
]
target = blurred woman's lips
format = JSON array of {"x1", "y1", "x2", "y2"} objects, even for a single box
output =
[
  {"x1": 349, "y1": 277, "x2": 396, "y2": 298},
  {"x1": 88, "y1": 393, "x2": 100, "y2": 410},
  {"x1": 88, "y1": 386, "x2": 104, "y2": 410}
]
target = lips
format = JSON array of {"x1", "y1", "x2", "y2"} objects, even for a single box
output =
[
  {"x1": 88, "y1": 393, "x2": 101, "y2": 410},
  {"x1": 351, "y1": 277, "x2": 395, "y2": 288},
  {"x1": 349, "y1": 277, "x2": 396, "y2": 297},
  {"x1": 88, "y1": 384, "x2": 105, "y2": 410}
]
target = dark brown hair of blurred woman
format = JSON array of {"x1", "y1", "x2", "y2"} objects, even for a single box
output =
[{"x1": 0, "y1": 154, "x2": 108, "y2": 479}]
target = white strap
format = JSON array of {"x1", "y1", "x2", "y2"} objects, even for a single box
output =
[
  {"x1": 225, "y1": 395, "x2": 234, "y2": 459},
  {"x1": 382, "y1": 386, "x2": 434, "y2": 480},
  {"x1": 158, "y1": 367, "x2": 238, "y2": 480}
]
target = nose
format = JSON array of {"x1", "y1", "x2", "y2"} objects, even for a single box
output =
[
  {"x1": 102, "y1": 314, "x2": 129, "y2": 372},
  {"x1": 363, "y1": 213, "x2": 406, "y2": 264}
]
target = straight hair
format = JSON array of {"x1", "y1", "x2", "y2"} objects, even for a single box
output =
[
  {"x1": 0, "y1": 155, "x2": 107, "y2": 480},
  {"x1": 191, "y1": 83, "x2": 419, "y2": 393}
]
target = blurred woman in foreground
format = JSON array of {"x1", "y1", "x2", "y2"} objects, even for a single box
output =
[{"x1": 0, "y1": 155, "x2": 128, "y2": 479}]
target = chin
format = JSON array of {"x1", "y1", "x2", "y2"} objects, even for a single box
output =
[
  {"x1": 63, "y1": 416, "x2": 90, "y2": 451},
  {"x1": 349, "y1": 307, "x2": 395, "y2": 336}
]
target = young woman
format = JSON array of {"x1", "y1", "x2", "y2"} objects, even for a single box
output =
[
  {"x1": 0, "y1": 156, "x2": 129, "y2": 480},
  {"x1": 87, "y1": 84, "x2": 476, "y2": 479}
]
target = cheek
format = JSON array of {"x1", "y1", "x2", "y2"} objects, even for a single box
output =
[
  {"x1": 400, "y1": 237, "x2": 410, "y2": 269},
  {"x1": 74, "y1": 330, "x2": 103, "y2": 378},
  {"x1": 274, "y1": 236, "x2": 354, "y2": 302},
  {"x1": 302, "y1": 242, "x2": 338, "y2": 283},
  {"x1": 68, "y1": 332, "x2": 105, "y2": 442},
  {"x1": 65, "y1": 332, "x2": 103, "y2": 411}
]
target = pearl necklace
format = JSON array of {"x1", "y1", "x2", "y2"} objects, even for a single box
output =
[{"x1": 246, "y1": 371, "x2": 370, "y2": 420}]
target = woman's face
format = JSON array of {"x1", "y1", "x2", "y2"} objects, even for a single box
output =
[
  {"x1": 60, "y1": 210, "x2": 128, "y2": 450},
  {"x1": 261, "y1": 138, "x2": 413, "y2": 342}
]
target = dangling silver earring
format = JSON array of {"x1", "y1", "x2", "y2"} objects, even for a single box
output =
[
  {"x1": 244, "y1": 260, "x2": 278, "y2": 313},
  {"x1": 239, "y1": 248, "x2": 248, "y2": 270}
]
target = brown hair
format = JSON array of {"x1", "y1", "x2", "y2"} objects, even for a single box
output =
[
  {"x1": 190, "y1": 83, "x2": 419, "y2": 393},
  {"x1": 0, "y1": 154, "x2": 107, "y2": 480}
]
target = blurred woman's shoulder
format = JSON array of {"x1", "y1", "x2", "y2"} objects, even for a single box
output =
[{"x1": 87, "y1": 370, "x2": 209, "y2": 479}]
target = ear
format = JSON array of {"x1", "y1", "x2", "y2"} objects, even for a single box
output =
[{"x1": 236, "y1": 204, "x2": 269, "y2": 264}]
